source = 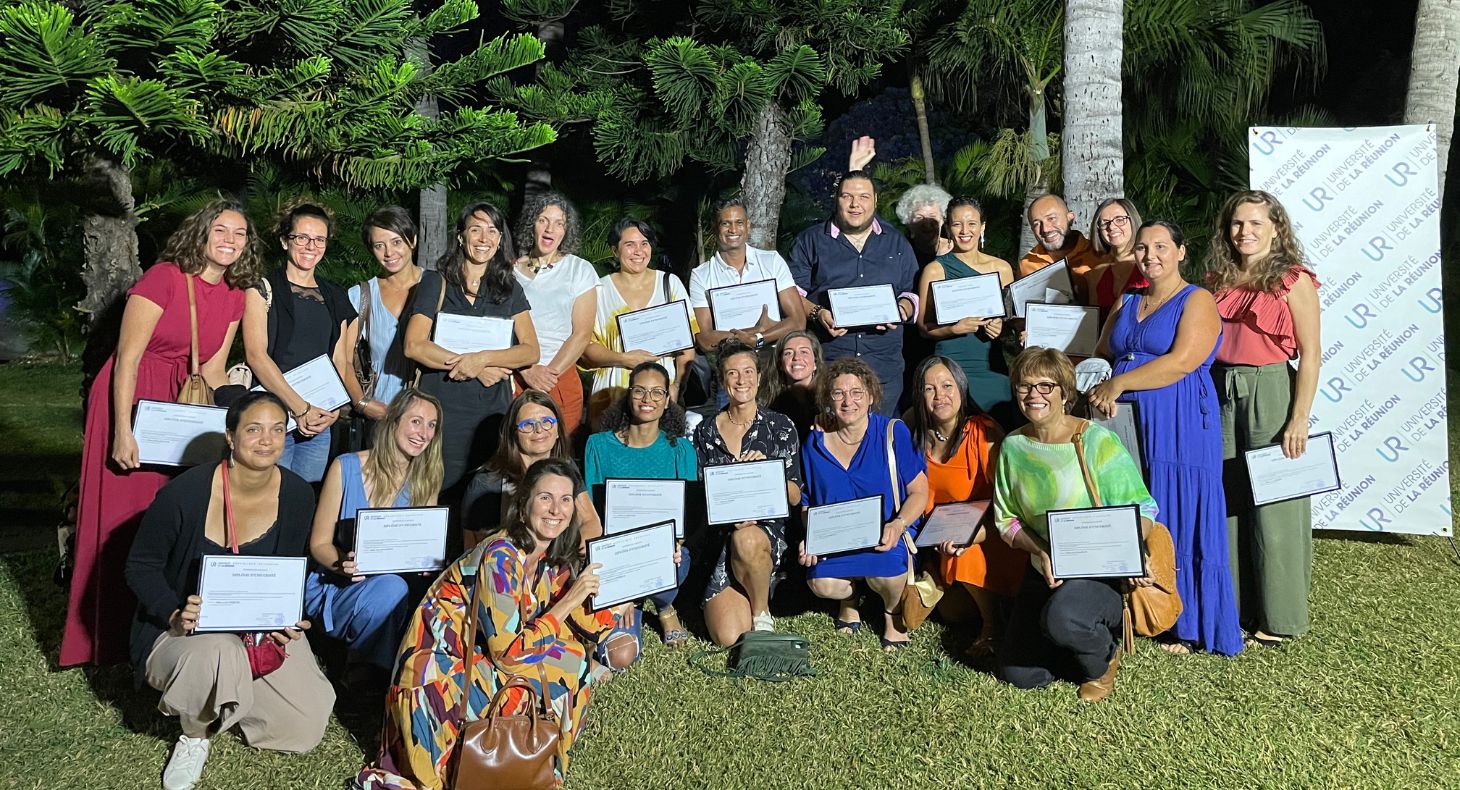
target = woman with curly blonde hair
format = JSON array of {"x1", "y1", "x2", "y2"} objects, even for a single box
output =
[
  {"x1": 1205, "y1": 189, "x2": 1321, "y2": 648},
  {"x1": 62, "y1": 198, "x2": 262, "y2": 667}
]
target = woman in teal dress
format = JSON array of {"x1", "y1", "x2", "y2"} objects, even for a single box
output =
[{"x1": 916, "y1": 197, "x2": 1019, "y2": 429}]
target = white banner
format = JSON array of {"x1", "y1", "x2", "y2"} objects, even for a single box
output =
[{"x1": 1249, "y1": 125, "x2": 1450, "y2": 536}]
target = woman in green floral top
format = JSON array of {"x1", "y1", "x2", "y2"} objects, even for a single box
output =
[{"x1": 993, "y1": 348, "x2": 1158, "y2": 702}]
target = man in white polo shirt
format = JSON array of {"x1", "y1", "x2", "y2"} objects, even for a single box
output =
[{"x1": 689, "y1": 198, "x2": 806, "y2": 354}]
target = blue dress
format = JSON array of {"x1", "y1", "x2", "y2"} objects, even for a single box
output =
[
  {"x1": 1110, "y1": 285, "x2": 1242, "y2": 656},
  {"x1": 801, "y1": 413, "x2": 927, "y2": 580}
]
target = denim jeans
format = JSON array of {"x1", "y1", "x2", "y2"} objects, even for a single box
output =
[
  {"x1": 647, "y1": 544, "x2": 692, "y2": 612},
  {"x1": 303, "y1": 572, "x2": 412, "y2": 671},
  {"x1": 281, "y1": 429, "x2": 331, "y2": 484}
]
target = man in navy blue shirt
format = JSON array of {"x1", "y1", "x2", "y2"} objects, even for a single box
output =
[{"x1": 789, "y1": 171, "x2": 920, "y2": 415}]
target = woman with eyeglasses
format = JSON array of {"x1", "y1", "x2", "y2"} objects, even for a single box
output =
[
  {"x1": 404, "y1": 203, "x2": 539, "y2": 501},
  {"x1": 1084, "y1": 198, "x2": 1147, "y2": 317},
  {"x1": 242, "y1": 200, "x2": 362, "y2": 483},
  {"x1": 691, "y1": 340, "x2": 802, "y2": 645},
  {"x1": 583, "y1": 361, "x2": 695, "y2": 647},
  {"x1": 914, "y1": 196, "x2": 1019, "y2": 429},
  {"x1": 461, "y1": 390, "x2": 603, "y2": 549},
  {"x1": 798, "y1": 357, "x2": 929, "y2": 653},
  {"x1": 994, "y1": 348, "x2": 1158, "y2": 701},
  {"x1": 763, "y1": 330, "x2": 823, "y2": 444},
  {"x1": 582, "y1": 218, "x2": 697, "y2": 423}
]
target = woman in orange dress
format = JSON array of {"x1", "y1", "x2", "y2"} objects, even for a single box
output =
[{"x1": 906, "y1": 355, "x2": 1025, "y2": 657}]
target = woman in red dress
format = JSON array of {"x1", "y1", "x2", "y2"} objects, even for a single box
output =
[{"x1": 61, "y1": 199, "x2": 265, "y2": 667}]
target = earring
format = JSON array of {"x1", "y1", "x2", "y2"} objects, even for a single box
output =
[{"x1": 980, "y1": 233, "x2": 985, "y2": 248}]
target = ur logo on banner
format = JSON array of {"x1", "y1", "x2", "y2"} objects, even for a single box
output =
[{"x1": 1250, "y1": 126, "x2": 1450, "y2": 536}]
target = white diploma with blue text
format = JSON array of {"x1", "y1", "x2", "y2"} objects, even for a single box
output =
[
  {"x1": 616, "y1": 300, "x2": 694, "y2": 356},
  {"x1": 134, "y1": 400, "x2": 228, "y2": 467},
  {"x1": 432, "y1": 313, "x2": 514, "y2": 355},
  {"x1": 194, "y1": 555, "x2": 307, "y2": 632},
  {"x1": 708, "y1": 279, "x2": 781, "y2": 331},
  {"x1": 587, "y1": 520, "x2": 678, "y2": 610},
  {"x1": 1024, "y1": 303, "x2": 1101, "y2": 357},
  {"x1": 828, "y1": 284, "x2": 901, "y2": 328},
  {"x1": 1007, "y1": 258, "x2": 1075, "y2": 317},
  {"x1": 703, "y1": 459, "x2": 790, "y2": 525},
  {"x1": 603, "y1": 478, "x2": 687, "y2": 538},
  {"x1": 931, "y1": 273, "x2": 1006, "y2": 324},
  {"x1": 1244, "y1": 432, "x2": 1341, "y2": 506},
  {"x1": 1046, "y1": 505, "x2": 1145, "y2": 580},
  {"x1": 914, "y1": 500, "x2": 989, "y2": 548},
  {"x1": 353, "y1": 507, "x2": 451, "y2": 575},
  {"x1": 278, "y1": 354, "x2": 351, "y2": 411},
  {"x1": 804, "y1": 495, "x2": 884, "y2": 556}
]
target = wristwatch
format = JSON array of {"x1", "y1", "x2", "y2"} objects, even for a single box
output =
[{"x1": 753, "y1": 331, "x2": 764, "y2": 345}]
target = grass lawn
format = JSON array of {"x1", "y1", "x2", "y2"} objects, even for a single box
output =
[{"x1": 2, "y1": 362, "x2": 1459, "y2": 789}]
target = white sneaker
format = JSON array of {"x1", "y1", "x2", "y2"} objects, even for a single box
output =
[
  {"x1": 752, "y1": 611, "x2": 775, "y2": 632},
  {"x1": 161, "y1": 735, "x2": 210, "y2": 790}
]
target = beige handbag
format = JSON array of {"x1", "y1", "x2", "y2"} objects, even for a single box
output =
[
  {"x1": 175, "y1": 274, "x2": 214, "y2": 406},
  {"x1": 887, "y1": 419, "x2": 943, "y2": 629}
]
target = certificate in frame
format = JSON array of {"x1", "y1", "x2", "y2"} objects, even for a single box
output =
[{"x1": 1045, "y1": 504, "x2": 1145, "y2": 580}]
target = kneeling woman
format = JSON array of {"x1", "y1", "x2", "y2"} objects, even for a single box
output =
[
  {"x1": 125, "y1": 392, "x2": 332, "y2": 790},
  {"x1": 798, "y1": 358, "x2": 929, "y2": 652},
  {"x1": 357, "y1": 458, "x2": 615, "y2": 790},
  {"x1": 994, "y1": 349, "x2": 1158, "y2": 702},
  {"x1": 305, "y1": 388, "x2": 444, "y2": 679}
]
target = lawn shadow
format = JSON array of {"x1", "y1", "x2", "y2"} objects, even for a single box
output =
[{"x1": 0, "y1": 551, "x2": 174, "y2": 742}]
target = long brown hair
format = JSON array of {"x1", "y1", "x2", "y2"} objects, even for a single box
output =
[
  {"x1": 762, "y1": 330, "x2": 823, "y2": 406},
  {"x1": 159, "y1": 198, "x2": 265, "y2": 289},
  {"x1": 485, "y1": 390, "x2": 572, "y2": 483},
  {"x1": 363, "y1": 388, "x2": 445, "y2": 507},
  {"x1": 1204, "y1": 190, "x2": 1309, "y2": 294},
  {"x1": 504, "y1": 457, "x2": 585, "y2": 570}
]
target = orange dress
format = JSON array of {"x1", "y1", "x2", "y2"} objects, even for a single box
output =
[{"x1": 923, "y1": 416, "x2": 1025, "y2": 597}]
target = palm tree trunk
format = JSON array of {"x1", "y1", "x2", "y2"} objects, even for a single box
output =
[
  {"x1": 741, "y1": 102, "x2": 793, "y2": 250},
  {"x1": 909, "y1": 71, "x2": 937, "y2": 185},
  {"x1": 1404, "y1": 0, "x2": 1459, "y2": 191},
  {"x1": 1021, "y1": 90, "x2": 1051, "y2": 255},
  {"x1": 1062, "y1": 0, "x2": 1124, "y2": 229},
  {"x1": 77, "y1": 156, "x2": 140, "y2": 323},
  {"x1": 410, "y1": 39, "x2": 446, "y2": 270}
]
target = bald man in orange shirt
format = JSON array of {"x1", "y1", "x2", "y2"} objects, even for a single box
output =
[{"x1": 1018, "y1": 194, "x2": 1103, "y2": 303}]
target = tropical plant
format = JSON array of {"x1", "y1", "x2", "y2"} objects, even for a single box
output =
[{"x1": 0, "y1": 196, "x2": 86, "y2": 361}]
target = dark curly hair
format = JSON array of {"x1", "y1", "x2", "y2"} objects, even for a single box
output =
[
  {"x1": 159, "y1": 198, "x2": 265, "y2": 290},
  {"x1": 595, "y1": 362, "x2": 687, "y2": 444},
  {"x1": 515, "y1": 191, "x2": 582, "y2": 258}
]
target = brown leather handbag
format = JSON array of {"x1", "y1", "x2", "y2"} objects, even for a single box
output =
[
  {"x1": 175, "y1": 274, "x2": 214, "y2": 406},
  {"x1": 450, "y1": 565, "x2": 563, "y2": 790},
  {"x1": 1070, "y1": 420, "x2": 1182, "y2": 653}
]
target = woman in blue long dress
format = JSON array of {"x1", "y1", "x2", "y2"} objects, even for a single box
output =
[
  {"x1": 915, "y1": 197, "x2": 1019, "y2": 429},
  {"x1": 1088, "y1": 221, "x2": 1242, "y2": 656},
  {"x1": 798, "y1": 357, "x2": 929, "y2": 652}
]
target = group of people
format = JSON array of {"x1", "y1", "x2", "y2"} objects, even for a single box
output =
[{"x1": 58, "y1": 136, "x2": 1322, "y2": 789}]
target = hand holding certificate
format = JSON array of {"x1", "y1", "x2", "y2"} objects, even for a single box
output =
[
  {"x1": 703, "y1": 459, "x2": 790, "y2": 525},
  {"x1": 804, "y1": 495, "x2": 884, "y2": 557},
  {"x1": 914, "y1": 500, "x2": 989, "y2": 548},
  {"x1": 194, "y1": 555, "x2": 308, "y2": 632},
  {"x1": 1007, "y1": 259, "x2": 1075, "y2": 317},
  {"x1": 1046, "y1": 505, "x2": 1145, "y2": 580},
  {"x1": 930, "y1": 274, "x2": 1006, "y2": 324},
  {"x1": 586, "y1": 521, "x2": 678, "y2": 610},
  {"x1": 1245, "y1": 432, "x2": 1341, "y2": 506},
  {"x1": 432, "y1": 313, "x2": 514, "y2": 355},
  {"x1": 616, "y1": 301, "x2": 694, "y2": 356},
  {"x1": 353, "y1": 507, "x2": 451, "y2": 575},
  {"x1": 134, "y1": 400, "x2": 228, "y2": 467},
  {"x1": 1024, "y1": 303, "x2": 1100, "y2": 357},
  {"x1": 827, "y1": 284, "x2": 901, "y2": 328},
  {"x1": 278, "y1": 354, "x2": 351, "y2": 411},
  {"x1": 708, "y1": 280, "x2": 781, "y2": 331}
]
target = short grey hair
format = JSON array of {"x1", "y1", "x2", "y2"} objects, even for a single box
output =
[{"x1": 895, "y1": 184, "x2": 954, "y2": 225}]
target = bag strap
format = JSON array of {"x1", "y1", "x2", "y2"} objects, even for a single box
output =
[
  {"x1": 185, "y1": 274, "x2": 201, "y2": 378},
  {"x1": 359, "y1": 280, "x2": 373, "y2": 344},
  {"x1": 457, "y1": 547, "x2": 559, "y2": 729},
  {"x1": 885, "y1": 419, "x2": 902, "y2": 511},
  {"x1": 1071, "y1": 420, "x2": 1138, "y2": 654},
  {"x1": 221, "y1": 463, "x2": 239, "y2": 555}
]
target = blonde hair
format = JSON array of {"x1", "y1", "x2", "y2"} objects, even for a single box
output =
[
  {"x1": 1205, "y1": 190, "x2": 1309, "y2": 294},
  {"x1": 363, "y1": 389, "x2": 445, "y2": 507}
]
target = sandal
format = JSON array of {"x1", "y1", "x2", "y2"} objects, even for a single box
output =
[
  {"x1": 1244, "y1": 631, "x2": 1284, "y2": 649},
  {"x1": 833, "y1": 617, "x2": 864, "y2": 635},
  {"x1": 659, "y1": 608, "x2": 691, "y2": 648},
  {"x1": 880, "y1": 637, "x2": 911, "y2": 653},
  {"x1": 965, "y1": 634, "x2": 995, "y2": 659},
  {"x1": 1159, "y1": 640, "x2": 1197, "y2": 656}
]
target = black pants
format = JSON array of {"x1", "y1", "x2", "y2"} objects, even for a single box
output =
[{"x1": 998, "y1": 568, "x2": 1122, "y2": 689}]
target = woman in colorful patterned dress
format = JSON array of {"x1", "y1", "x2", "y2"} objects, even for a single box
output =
[{"x1": 357, "y1": 457, "x2": 617, "y2": 789}]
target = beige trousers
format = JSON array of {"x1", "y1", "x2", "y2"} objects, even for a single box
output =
[{"x1": 145, "y1": 631, "x2": 334, "y2": 752}]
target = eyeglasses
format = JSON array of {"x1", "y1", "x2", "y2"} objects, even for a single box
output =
[
  {"x1": 1096, "y1": 215, "x2": 1131, "y2": 231},
  {"x1": 1013, "y1": 382, "x2": 1060, "y2": 395},
  {"x1": 287, "y1": 233, "x2": 328, "y2": 248},
  {"x1": 516, "y1": 416, "x2": 559, "y2": 433},
  {"x1": 628, "y1": 386, "x2": 669, "y2": 402},
  {"x1": 830, "y1": 388, "x2": 868, "y2": 402}
]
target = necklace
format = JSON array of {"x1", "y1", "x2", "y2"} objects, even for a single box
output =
[
  {"x1": 1140, "y1": 285, "x2": 1182, "y2": 317},
  {"x1": 835, "y1": 427, "x2": 867, "y2": 445},
  {"x1": 932, "y1": 428, "x2": 948, "y2": 442},
  {"x1": 725, "y1": 407, "x2": 755, "y2": 427},
  {"x1": 524, "y1": 255, "x2": 558, "y2": 275}
]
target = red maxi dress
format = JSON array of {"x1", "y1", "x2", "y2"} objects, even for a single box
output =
[{"x1": 60, "y1": 263, "x2": 244, "y2": 666}]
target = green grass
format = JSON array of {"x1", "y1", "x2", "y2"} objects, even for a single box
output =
[{"x1": 2, "y1": 363, "x2": 1459, "y2": 789}]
